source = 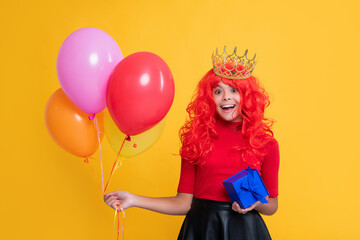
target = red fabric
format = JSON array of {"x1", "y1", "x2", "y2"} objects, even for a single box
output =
[{"x1": 177, "y1": 120, "x2": 280, "y2": 202}]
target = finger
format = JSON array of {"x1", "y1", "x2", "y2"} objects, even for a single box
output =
[
  {"x1": 232, "y1": 202, "x2": 245, "y2": 214},
  {"x1": 104, "y1": 196, "x2": 117, "y2": 204},
  {"x1": 115, "y1": 204, "x2": 124, "y2": 212},
  {"x1": 231, "y1": 203, "x2": 237, "y2": 210},
  {"x1": 104, "y1": 195, "x2": 112, "y2": 202},
  {"x1": 234, "y1": 202, "x2": 245, "y2": 213},
  {"x1": 105, "y1": 199, "x2": 114, "y2": 208},
  {"x1": 244, "y1": 201, "x2": 261, "y2": 212},
  {"x1": 104, "y1": 193, "x2": 114, "y2": 200},
  {"x1": 231, "y1": 202, "x2": 239, "y2": 211},
  {"x1": 112, "y1": 201, "x2": 121, "y2": 209},
  {"x1": 244, "y1": 206, "x2": 254, "y2": 212},
  {"x1": 105, "y1": 191, "x2": 117, "y2": 197},
  {"x1": 232, "y1": 201, "x2": 240, "y2": 209},
  {"x1": 109, "y1": 200, "x2": 120, "y2": 209},
  {"x1": 106, "y1": 197, "x2": 119, "y2": 206},
  {"x1": 232, "y1": 202, "x2": 240, "y2": 211}
]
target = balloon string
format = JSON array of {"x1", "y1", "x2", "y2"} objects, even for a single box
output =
[
  {"x1": 83, "y1": 157, "x2": 103, "y2": 191},
  {"x1": 84, "y1": 156, "x2": 96, "y2": 178},
  {"x1": 93, "y1": 115, "x2": 105, "y2": 195},
  {"x1": 105, "y1": 135, "x2": 129, "y2": 239},
  {"x1": 91, "y1": 115, "x2": 126, "y2": 240},
  {"x1": 103, "y1": 135, "x2": 129, "y2": 194},
  {"x1": 114, "y1": 205, "x2": 125, "y2": 240}
]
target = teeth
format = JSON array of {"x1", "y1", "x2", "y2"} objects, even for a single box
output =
[{"x1": 221, "y1": 104, "x2": 235, "y2": 109}]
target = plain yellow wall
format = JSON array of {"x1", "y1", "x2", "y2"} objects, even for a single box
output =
[{"x1": 1, "y1": 0, "x2": 360, "y2": 239}]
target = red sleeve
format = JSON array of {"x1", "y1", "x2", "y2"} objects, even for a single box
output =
[
  {"x1": 261, "y1": 140, "x2": 280, "y2": 198},
  {"x1": 177, "y1": 158, "x2": 196, "y2": 194}
]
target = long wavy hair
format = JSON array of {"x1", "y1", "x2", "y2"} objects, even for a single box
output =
[{"x1": 179, "y1": 69, "x2": 274, "y2": 167}]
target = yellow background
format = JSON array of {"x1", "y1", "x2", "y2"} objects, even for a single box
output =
[{"x1": 1, "y1": 0, "x2": 360, "y2": 239}]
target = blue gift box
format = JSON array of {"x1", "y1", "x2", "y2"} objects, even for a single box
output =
[{"x1": 222, "y1": 167, "x2": 269, "y2": 209}]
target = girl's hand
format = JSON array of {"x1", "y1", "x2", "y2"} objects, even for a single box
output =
[
  {"x1": 232, "y1": 196, "x2": 269, "y2": 214},
  {"x1": 104, "y1": 191, "x2": 133, "y2": 211},
  {"x1": 232, "y1": 201, "x2": 261, "y2": 214}
]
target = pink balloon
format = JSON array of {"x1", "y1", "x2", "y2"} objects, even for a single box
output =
[{"x1": 57, "y1": 27, "x2": 123, "y2": 114}]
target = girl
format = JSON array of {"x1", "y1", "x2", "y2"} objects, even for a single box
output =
[{"x1": 104, "y1": 48, "x2": 280, "y2": 240}]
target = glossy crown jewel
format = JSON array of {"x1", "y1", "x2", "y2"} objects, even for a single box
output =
[{"x1": 212, "y1": 47, "x2": 257, "y2": 79}]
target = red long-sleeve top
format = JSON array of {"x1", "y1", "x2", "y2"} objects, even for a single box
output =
[{"x1": 177, "y1": 120, "x2": 280, "y2": 202}]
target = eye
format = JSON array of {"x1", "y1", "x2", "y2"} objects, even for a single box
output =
[
  {"x1": 231, "y1": 88, "x2": 238, "y2": 93},
  {"x1": 214, "y1": 89, "x2": 221, "y2": 94}
]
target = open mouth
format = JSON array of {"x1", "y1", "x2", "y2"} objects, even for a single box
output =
[{"x1": 221, "y1": 104, "x2": 236, "y2": 110}]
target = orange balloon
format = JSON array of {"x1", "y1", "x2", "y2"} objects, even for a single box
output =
[{"x1": 45, "y1": 89, "x2": 104, "y2": 158}]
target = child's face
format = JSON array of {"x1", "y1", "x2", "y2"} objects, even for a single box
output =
[{"x1": 212, "y1": 81, "x2": 242, "y2": 122}]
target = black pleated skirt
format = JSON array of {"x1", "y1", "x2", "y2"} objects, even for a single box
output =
[{"x1": 177, "y1": 198, "x2": 272, "y2": 240}]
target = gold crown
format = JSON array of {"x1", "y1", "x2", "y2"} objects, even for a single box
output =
[{"x1": 212, "y1": 47, "x2": 257, "y2": 79}]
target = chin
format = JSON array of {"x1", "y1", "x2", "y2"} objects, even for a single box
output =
[{"x1": 220, "y1": 115, "x2": 241, "y2": 122}]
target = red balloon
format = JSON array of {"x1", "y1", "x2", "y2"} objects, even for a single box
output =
[{"x1": 107, "y1": 52, "x2": 175, "y2": 135}]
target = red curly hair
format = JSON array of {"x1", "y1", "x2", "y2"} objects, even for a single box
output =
[{"x1": 179, "y1": 69, "x2": 274, "y2": 167}]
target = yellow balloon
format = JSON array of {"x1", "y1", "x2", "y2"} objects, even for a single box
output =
[{"x1": 104, "y1": 110, "x2": 165, "y2": 158}]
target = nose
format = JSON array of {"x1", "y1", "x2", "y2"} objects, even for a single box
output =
[
  {"x1": 223, "y1": 93, "x2": 231, "y2": 101},
  {"x1": 222, "y1": 89, "x2": 231, "y2": 101}
]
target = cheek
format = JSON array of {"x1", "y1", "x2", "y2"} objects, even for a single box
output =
[
  {"x1": 212, "y1": 95, "x2": 221, "y2": 106},
  {"x1": 235, "y1": 93, "x2": 241, "y2": 103}
]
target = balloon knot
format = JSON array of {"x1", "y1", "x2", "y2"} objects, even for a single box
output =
[
  {"x1": 84, "y1": 158, "x2": 89, "y2": 164},
  {"x1": 125, "y1": 136, "x2": 131, "y2": 141},
  {"x1": 88, "y1": 114, "x2": 96, "y2": 120}
]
